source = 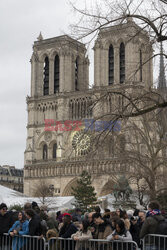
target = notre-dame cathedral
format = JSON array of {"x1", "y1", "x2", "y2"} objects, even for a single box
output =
[{"x1": 24, "y1": 18, "x2": 155, "y2": 197}]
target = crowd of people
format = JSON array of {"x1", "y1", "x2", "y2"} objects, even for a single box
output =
[{"x1": 0, "y1": 200, "x2": 166, "y2": 249}]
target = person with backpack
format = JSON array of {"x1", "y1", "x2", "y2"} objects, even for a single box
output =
[{"x1": 140, "y1": 200, "x2": 167, "y2": 249}]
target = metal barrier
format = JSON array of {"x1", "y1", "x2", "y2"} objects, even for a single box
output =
[
  {"x1": 141, "y1": 234, "x2": 167, "y2": 250},
  {"x1": 3, "y1": 233, "x2": 167, "y2": 250},
  {"x1": 1, "y1": 233, "x2": 46, "y2": 250},
  {"x1": 48, "y1": 237, "x2": 139, "y2": 250}
]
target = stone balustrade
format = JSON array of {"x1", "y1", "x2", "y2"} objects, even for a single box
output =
[{"x1": 24, "y1": 158, "x2": 133, "y2": 179}]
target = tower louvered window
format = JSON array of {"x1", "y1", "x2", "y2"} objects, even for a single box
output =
[
  {"x1": 54, "y1": 55, "x2": 59, "y2": 93},
  {"x1": 53, "y1": 143, "x2": 57, "y2": 159},
  {"x1": 75, "y1": 58, "x2": 79, "y2": 91},
  {"x1": 140, "y1": 50, "x2": 142, "y2": 82},
  {"x1": 109, "y1": 45, "x2": 114, "y2": 85},
  {"x1": 120, "y1": 43, "x2": 125, "y2": 83},
  {"x1": 43, "y1": 144, "x2": 48, "y2": 160},
  {"x1": 43, "y1": 57, "x2": 49, "y2": 95}
]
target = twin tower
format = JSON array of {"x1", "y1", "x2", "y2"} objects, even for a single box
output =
[
  {"x1": 30, "y1": 19, "x2": 153, "y2": 98},
  {"x1": 24, "y1": 19, "x2": 153, "y2": 197}
]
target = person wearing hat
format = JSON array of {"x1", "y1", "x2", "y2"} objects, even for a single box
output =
[
  {"x1": 0, "y1": 203, "x2": 14, "y2": 249},
  {"x1": 59, "y1": 214, "x2": 78, "y2": 238}
]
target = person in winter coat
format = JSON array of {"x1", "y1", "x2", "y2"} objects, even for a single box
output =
[
  {"x1": 59, "y1": 214, "x2": 78, "y2": 250},
  {"x1": 92, "y1": 213, "x2": 113, "y2": 239},
  {"x1": 139, "y1": 201, "x2": 165, "y2": 250},
  {"x1": 59, "y1": 214, "x2": 78, "y2": 238},
  {"x1": 0, "y1": 203, "x2": 14, "y2": 250},
  {"x1": 139, "y1": 201, "x2": 164, "y2": 238},
  {"x1": 24, "y1": 209, "x2": 44, "y2": 250},
  {"x1": 8, "y1": 211, "x2": 29, "y2": 250},
  {"x1": 71, "y1": 220, "x2": 92, "y2": 250},
  {"x1": 120, "y1": 210, "x2": 131, "y2": 230},
  {"x1": 92, "y1": 213, "x2": 113, "y2": 250},
  {"x1": 129, "y1": 216, "x2": 140, "y2": 247},
  {"x1": 107, "y1": 219, "x2": 132, "y2": 241},
  {"x1": 88, "y1": 212, "x2": 96, "y2": 238},
  {"x1": 25, "y1": 209, "x2": 42, "y2": 236}
]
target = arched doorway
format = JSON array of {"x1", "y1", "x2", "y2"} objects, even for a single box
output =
[
  {"x1": 100, "y1": 179, "x2": 115, "y2": 196},
  {"x1": 62, "y1": 178, "x2": 78, "y2": 196}
]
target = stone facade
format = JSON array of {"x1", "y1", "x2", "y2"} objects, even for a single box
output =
[
  {"x1": 0, "y1": 165, "x2": 23, "y2": 192},
  {"x1": 24, "y1": 19, "x2": 154, "y2": 197}
]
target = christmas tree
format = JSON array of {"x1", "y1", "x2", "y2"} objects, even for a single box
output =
[{"x1": 72, "y1": 171, "x2": 97, "y2": 212}]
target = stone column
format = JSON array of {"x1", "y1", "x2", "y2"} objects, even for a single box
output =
[
  {"x1": 94, "y1": 47, "x2": 101, "y2": 87},
  {"x1": 64, "y1": 51, "x2": 73, "y2": 92},
  {"x1": 101, "y1": 47, "x2": 109, "y2": 86},
  {"x1": 84, "y1": 57, "x2": 89, "y2": 89},
  {"x1": 30, "y1": 55, "x2": 36, "y2": 97},
  {"x1": 37, "y1": 61, "x2": 44, "y2": 96}
]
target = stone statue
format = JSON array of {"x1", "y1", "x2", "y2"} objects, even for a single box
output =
[{"x1": 113, "y1": 176, "x2": 132, "y2": 202}]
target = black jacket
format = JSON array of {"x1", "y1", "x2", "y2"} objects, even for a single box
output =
[
  {"x1": 29, "y1": 214, "x2": 42, "y2": 236},
  {"x1": 140, "y1": 214, "x2": 164, "y2": 239},
  {"x1": 0, "y1": 211, "x2": 14, "y2": 234},
  {"x1": 59, "y1": 222, "x2": 77, "y2": 238},
  {"x1": 130, "y1": 222, "x2": 140, "y2": 246}
]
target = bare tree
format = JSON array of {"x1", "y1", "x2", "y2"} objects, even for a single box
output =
[
  {"x1": 33, "y1": 179, "x2": 54, "y2": 205},
  {"x1": 119, "y1": 111, "x2": 167, "y2": 200},
  {"x1": 70, "y1": 0, "x2": 167, "y2": 43},
  {"x1": 69, "y1": 0, "x2": 167, "y2": 116}
]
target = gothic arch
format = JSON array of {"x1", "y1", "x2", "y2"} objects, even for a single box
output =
[
  {"x1": 74, "y1": 54, "x2": 81, "y2": 62},
  {"x1": 75, "y1": 56, "x2": 80, "y2": 91},
  {"x1": 119, "y1": 42, "x2": 125, "y2": 83},
  {"x1": 99, "y1": 179, "x2": 116, "y2": 196},
  {"x1": 39, "y1": 52, "x2": 50, "y2": 63},
  {"x1": 108, "y1": 44, "x2": 114, "y2": 85},
  {"x1": 50, "y1": 50, "x2": 59, "y2": 60},
  {"x1": 48, "y1": 140, "x2": 57, "y2": 148},
  {"x1": 69, "y1": 96, "x2": 93, "y2": 119},
  {"x1": 38, "y1": 140, "x2": 47, "y2": 149},
  {"x1": 116, "y1": 38, "x2": 125, "y2": 47},
  {"x1": 138, "y1": 43, "x2": 144, "y2": 52},
  {"x1": 36, "y1": 131, "x2": 57, "y2": 149},
  {"x1": 103, "y1": 39, "x2": 116, "y2": 49},
  {"x1": 62, "y1": 178, "x2": 78, "y2": 196}
]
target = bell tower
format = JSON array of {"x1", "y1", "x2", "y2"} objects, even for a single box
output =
[
  {"x1": 94, "y1": 18, "x2": 153, "y2": 88},
  {"x1": 24, "y1": 34, "x2": 89, "y2": 179},
  {"x1": 30, "y1": 34, "x2": 89, "y2": 97}
]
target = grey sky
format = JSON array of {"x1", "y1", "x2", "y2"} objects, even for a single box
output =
[
  {"x1": 0, "y1": 0, "x2": 73, "y2": 169},
  {"x1": 0, "y1": 0, "x2": 165, "y2": 169}
]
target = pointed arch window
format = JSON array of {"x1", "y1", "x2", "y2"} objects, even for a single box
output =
[
  {"x1": 53, "y1": 143, "x2": 57, "y2": 159},
  {"x1": 43, "y1": 57, "x2": 49, "y2": 95},
  {"x1": 140, "y1": 49, "x2": 142, "y2": 82},
  {"x1": 109, "y1": 44, "x2": 114, "y2": 85},
  {"x1": 75, "y1": 58, "x2": 79, "y2": 91},
  {"x1": 120, "y1": 43, "x2": 125, "y2": 83},
  {"x1": 54, "y1": 55, "x2": 59, "y2": 93},
  {"x1": 43, "y1": 144, "x2": 48, "y2": 160}
]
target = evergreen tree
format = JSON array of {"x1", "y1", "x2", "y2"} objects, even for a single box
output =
[{"x1": 72, "y1": 171, "x2": 97, "y2": 212}]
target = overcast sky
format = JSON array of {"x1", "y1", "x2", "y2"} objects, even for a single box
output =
[
  {"x1": 0, "y1": 0, "x2": 164, "y2": 170},
  {"x1": 0, "y1": 0, "x2": 78, "y2": 169}
]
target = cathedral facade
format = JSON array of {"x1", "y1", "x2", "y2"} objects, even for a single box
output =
[{"x1": 24, "y1": 19, "x2": 153, "y2": 197}]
